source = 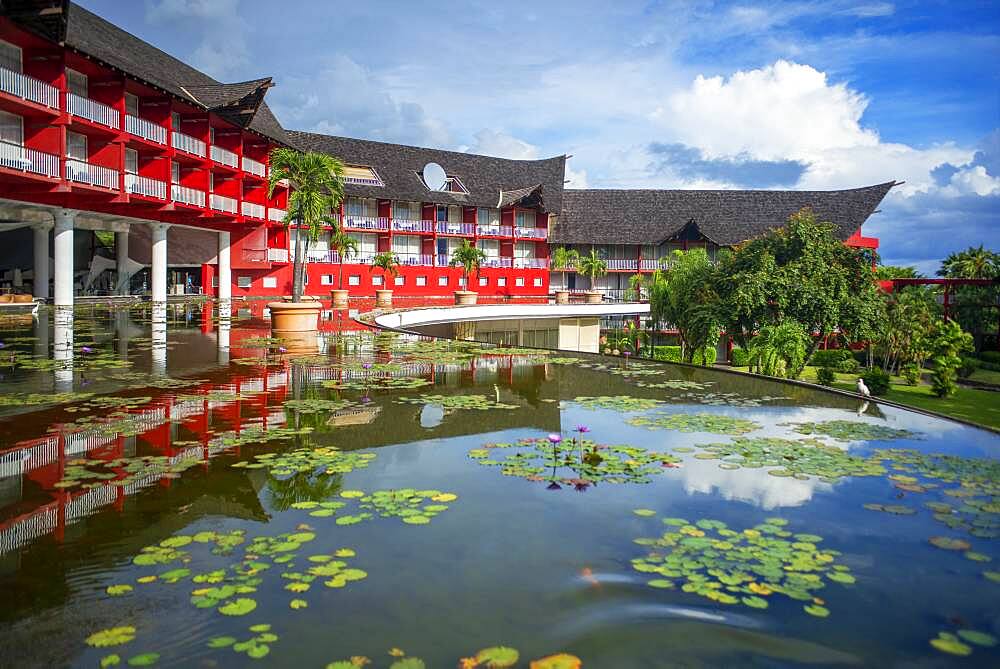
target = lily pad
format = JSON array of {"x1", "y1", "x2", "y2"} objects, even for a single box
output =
[
  {"x1": 929, "y1": 536, "x2": 971, "y2": 551},
  {"x1": 218, "y1": 598, "x2": 257, "y2": 616},
  {"x1": 529, "y1": 655, "x2": 583, "y2": 669},
  {"x1": 474, "y1": 646, "x2": 520, "y2": 668},
  {"x1": 87, "y1": 627, "x2": 137, "y2": 648},
  {"x1": 127, "y1": 653, "x2": 159, "y2": 666}
]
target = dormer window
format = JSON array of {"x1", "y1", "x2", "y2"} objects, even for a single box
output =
[
  {"x1": 343, "y1": 165, "x2": 384, "y2": 187},
  {"x1": 416, "y1": 162, "x2": 469, "y2": 194}
]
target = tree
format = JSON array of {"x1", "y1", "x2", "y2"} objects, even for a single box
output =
[
  {"x1": 330, "y1": 230, "x2": 359, "y2": 291},
  {"x1": 370, "y1": 251, "x2": 400, "y2": 287},
  {"x1": 872, "y1": 285, "x2": 939, "y2": 374},
  {"x1": 267, "y1": 149, "x2": 345, "y2": 302},
  {"x1": 550, "y1": 246, "x2": 580, "y2": 290},
  {"x1": 449, "y1": 240, "x2": 486, "y2": 291},
  {"x1": 649, "y1": 248, "x2": 720, "y2": 363},
  {"x1": 937, "y1": 245, "x2": 1000, "y2": 352},
  {"x1": 714, "y1": 208, "x2": 882, "y2": 376},
  {"x1": 577, "y1": 249, "x2": 607, "y2": 290},
  {"x1": 875, "y1": 264, "x2": 922, "y2": 280},
  {"x1": 927, "y1": 319, "x2": 974, "y2": 397},
  {"x1": 746, "y1": 322, "x2": 808, "y2": 378}
]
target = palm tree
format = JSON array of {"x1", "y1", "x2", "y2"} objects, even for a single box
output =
[
  {"x1": 449, "y1": 240, "x2": 487, "y2": 291},
  {"x1": 939, "y1": 245, "x2": 1000, "y2": 279},
  {"x1": 267, "y1": 149, "x2": 345, "y2": 302},
  {"x1": 330, "y1": 230, "x2": 359, "y2": 291},
  {"x1": 370, "y1": 251, "x2": 400, "y2": 290},
  {"x1": 577, "y1": 248, "x2": 608, "y2": 291},
  {"x1": 550, "y1": 246, "x2": 580, "y2": 291}
]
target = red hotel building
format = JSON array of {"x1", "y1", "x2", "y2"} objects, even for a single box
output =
[{"x1": 0, "y1": 1, "x2": 893, "y2": 308}]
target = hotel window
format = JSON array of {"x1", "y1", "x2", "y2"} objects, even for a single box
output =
[
  {"x1": 237, "y1": 276, "x2": 251, "y2": 288},
  {"x1": 416, "y1": 276, "x2": 427, "y2": 287},
  {"x1": 66, "y1": 68, "x2": 88, "y2": 97},
  {"x1": 171, "y1": 111, "x2": 182, "y2": 130},
  {"x1": 479, "y1": 276, "x2": 488, "y2": 287},
  {"x1": 515, "y1": 210, "x2": 536, "y2": 229},
  {"x1": 436, "y1": 205, "x2": 462, "y2": 223},
  {"x1": 438, "y1": 276, "x2": 448, "y2": 287},
  {"x1": 346, "y1": 196, "x2": 377, "y2": 218},
  {"x1": 477, "y1": 239, "x2": 499, "y2": 260},
  {"x1": 343, "y1": 165, "x2": 384, "y2": 186},
  {"x1": 262, "y1": 277, "x2": 277, "y2": 289},
  {"x1": 393, "y1": 200, "x2": 421, "y2": 221},
  {"x1": 0, "y1": 39, "x2": 22, "y2": 73},
  {"x1": 125, "y1": 148, "x2": 138, "y2": 175},
  {"x1": 392, "y1": 235, "x2": 421, "y2": 259},
  {"x1": 67, "y1": 131, "x2": 87, "y2": 160},
  {"x1": 497, "y1": 277, "x2": 507, "y2": 287},
  {"x1": 348, "y1": 275, "x2": 360, "y2": 286},
  {"x1": 372, "y1": 275, "x2": 383, "y2": 286},
  {"x1": 348, "y1": 232, "x2": 377, "y2": 257},
  {"x1": 477, "y1": 208, "x2": 499, "y2": 226},
  {"x1": 515, "y1": 277, "x2": 525, "y2": 287},
  {"x1": 0, "y1": 111, "x2": 24, "y2": 148},
  {"x1": 320, "y1": 275, "x2": 334, "y2": 286},
  {"x1": 208, "y1": 172, "x2": 214, "y2": 192},
  {"x1": 394, "y1": 276, "x2": 404, "y2": 286},
  {"x1": 171, "y1": 160, "x2": 180, "y2": 184},
  {"x1": 125, "y1": 92, "x2": 139, "y2": 117},
  {"x1": 458, "y1": 277, "x2": 466, "y2": 288},
  {"x1": 533, "y1": 277, "x2": 543, "y2": 287},
  {"x1": 514, "y1": 242, "x2": 535, "y2": 261},
  {"x1": 209, "y1": 127, "x2": 216, "y2": 144}
]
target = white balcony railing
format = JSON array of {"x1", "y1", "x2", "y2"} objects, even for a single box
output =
[
  {"x1": 242, "y1": 156, "x2": 266, "y2": 177},
  {"x1": 477, "y1": 224, "x2": 513, "y2": 237},
  {"x1": 66, "y1": 93, "x2": 119, "y2": 129},
  {"x1": 210, "y1": 145, "x2": 239, "y2": 168},
  {"x1": 514, "y1": 258, "x2": 549, "y2": 269},
  {"x1": 125, "y1": 173, "x2": 167, "y2": 199},
  {"x1": 171, "y1": 183, "x2": 206, "y2": 207},
  {"x1": 515, "y1": 227, "x2": 547, "y2": 240},
  {"x1": 0, "y1": 67, "x2": 59, "y2": 108},
  {"x1": 241, "y1": 201, "x2": 265, "y2": 219},
  {"x1": 125, "y1": 114, "x2": 166, "y2": 144},
  {"x1": 397, "y1": 254, "x2": 435, "y2": 267},
  {"x1": 210, "y1": 193, "x2": 237, "y2": 214},
  {"x1": 172, "y1": 131, "x2": 206, "y2": 157},
  {"x1": 391, "y1": 219, "x2": 435, "y2": 233},
  {"x1": 267, "y1": 207, "x2": 287, "y2": 222},
  {"x1": 65, "y1": 158, "x2": 118, "y2": 189},
  {"x1": 0, "y1": 141, "x2": 59, "y2": 178},
  {"x1": 343, "y1": 216, "x2": 388, "y2": 231},
  {"x1": 304, "y1": 251, "x2": 377, "y2": 264},
  {"x1": 267, "y1": 248, "x2": 289, "y2": 263},
  {"x1": 605, "y1": 259, "x2": 639, "y2": 271},
  {"x1": 481, "y1": 257, "x2": 513, "y2": 269},
  {"x1": 437, "y1": 222, "x2": 475, "y2": 236},
  {"x1": 640, "y1": 259, "x2": 662, "y2": 271}
]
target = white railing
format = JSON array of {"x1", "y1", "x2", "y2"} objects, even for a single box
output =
[
  {"x1": 268, "y1": 248, "x2": 289, "y2": 262},
  {"x1": 343, "y1": 216, "x2": 388, "y2": 231},
  {"x1": 437, "y1": 222, "x2": 475, "y2": 236},
  {"x1": 65, "y1": 158, "x2": 118, "y2": 189},
  {"x1": 210, "y1": 193, "x2": 237, "y2": 214},
  {"x1": 267, "y1": 207, "x2": 287, "y2": 222},
  {"x1": 481, "y1": 257, "x2": 513, "y2": 269},
  {"x1": 125, "y1": 114, "x2": 166, "y2": 144},
  {"x1": 0, "y1": 66, "x2": 59, "y2": 108},
  {"x1": 344, "y1": 175, "x2": 384, "y2": 186},
  {"x1": 397, "y1": 254, "x2": 435, "y2": 267},
  {"x1": 305, "y1": 251, "x2": 376, "y2": 264},
  {"x1": 172, "y1": 130, "x2": 206, "y2": 157},
  {"x1": 125, "y1": 173, "x2": 167, "y2": 199},
  {"x1": 515, "y1": 227, "x2": 547, "y2": 240},
  {"x1": 0, "y1": 141, "x2": 59, "y2": 178},
  {"x1": 171, "y1": 183, "x2": 206, "y2": 207},
  {"x1": 477, "y1": 224, "x2": 513, "y2": 237},
  {"x1": 640, "y1": 259, "x2": 662, "y2": 271},
  {"x1": 242, "y1": 156, "x2": 266, "y2": 177},
  {"x1": 241, "y1": 201, "x2": 265, "y2": 219},
  {"x1": 514, "y1": 257, "x2": 549, "y2": 269},
  {"x1": 605, "y1": 259, "x2": 639, "y2": 271},
  {"x1": 66, "y1": 92, "x2": 119, "y2": 129},
  {"x1": 392, "y1": 219, "x2": 435, "y2": 233},
  {"x1": 210, "y1": 145, "x2": 238, "y2": 168}
]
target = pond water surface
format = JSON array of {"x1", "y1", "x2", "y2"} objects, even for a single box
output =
[{"x1": 0, "y1": 302, "x2": 998, "y2": 668}]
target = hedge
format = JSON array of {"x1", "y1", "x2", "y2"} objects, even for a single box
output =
[
  {"x1": 810, "y1": 349, "x2": 851, "y2": 368},
  {"x1": 652, "y1": 345, "x2": 717, "y2": 366},
  {"x1": 730, "y1": 347, "x2": 750, "y2": 367}
]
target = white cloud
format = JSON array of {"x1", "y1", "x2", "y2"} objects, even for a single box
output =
[
  {"x1": 943, "y1": 165, "x2": 1000, "y2": 197},
  {"x1": 145, "y1": 0, "x2": 249, "y2": 79},
  {"x1": 466, "y1": 129, "x2": 539, "y2": 160},
  {"x1": 564, "y1": 160, "x2": 589, "y2": 188}
]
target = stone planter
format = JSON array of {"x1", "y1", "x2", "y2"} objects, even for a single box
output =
[
  {"x1": 454, "y1": 290, "x2": 478, "y2": 305},
  {"x1": 554, "y1": 289, "x2": 570, "y2": 304},
  {"x1": 268, "y1": 301, "x2": 321, "y2": 333},
  {"x1": 375, "y1": 289, "x2": 393, "y2": 308},
  {"x1": 330, "y1": 289, "x2": 349, "y2": 308},
  {"x1": 585, "y1": 290, "x2": 603, "y2": 304},
  {"x1": 12, "y1": 294, "x2": 34, "y2": 303}
]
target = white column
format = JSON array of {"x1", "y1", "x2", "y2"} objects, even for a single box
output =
[
  {"x1": 53, "y1": 210, "x2": 76, "y2": 307},
  {"x1": 151, "y1": 302, "x2": 167, "y2": 377},
  {"x1": 116, "y1": 228, "x2": 130, "y2": 295},
  {"x1": 32, "y1": 223, "x2": 51, "y2": 299},
  {"x1": 217, "y1": 299, "x2": 231, "y2": 366},
  {"x1": 53, "y1": 307, "x2": 74, "y2": 393},
  {"x1": 218, "y1": 230, "x2": 231, "y2": 301},
  {"x1": 150, "y1": 223, "x2": 169, "y2": 303}
]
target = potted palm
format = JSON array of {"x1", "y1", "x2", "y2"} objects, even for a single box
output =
[
  {"x1": 266, "y1": 148, "x2": 344, "y2": 336},
  {"x1": 449, "y1": 239, "x2": 486, "y2": 305},
  {"x1": 578, "y1": 248, "x2": 607, "y2": 303},
  {"x1": 329, "y1": 230, "x2": 358, "y2": 308},
  {"x1": 370, "y1": 251, "x2": 400, "y2": 308},
  {"x1": 550, "y1": 246, "x2": 579, "y2": 304}
]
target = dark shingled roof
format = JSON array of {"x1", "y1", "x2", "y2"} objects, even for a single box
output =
[
  {"x1": 2, "y1": 1, "x2": 291, "y2": 145},
  {"x1": 552, "y1": 182, "x2": 896, "y2": 246},
  {"x1": 288, "y1": 131, "x2": 567, "y2": 212}
]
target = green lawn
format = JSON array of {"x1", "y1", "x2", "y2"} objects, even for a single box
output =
[
  {"x1": 970, "y1": 367, "x2": 1000, "y2": 386},
  {"x1": 731, "y1": 365, "x2": 1000, "y2": 431}
]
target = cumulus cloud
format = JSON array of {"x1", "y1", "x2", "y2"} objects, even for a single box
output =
[
  {"x1": 145, "y1": 0, "x2": 249, "y2": 79},
  {"x1": 564, "y1": 160, "x2": 589, "y2": 189},
  {"x1": 465, "y1": 129, "x2": 539, "y2": 160}
]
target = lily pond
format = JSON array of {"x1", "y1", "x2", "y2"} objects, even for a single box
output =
[{"x1": 1, "y1": 302, "x2": 999, "y2": 668}]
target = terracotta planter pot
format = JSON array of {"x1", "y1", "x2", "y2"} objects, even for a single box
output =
[
  {"x1": 12, "y1": 294, "x2": 34, "y2": 303},
  {"x1": 454, "y1": 290, "x2": 478, "y2": 305},
  {"x1": 330, "y1": 289, "x2": 349, "y2": 308},
  {"x1": 375, "y1": 289, "x2": 393, "y2": 308},
  {"x1": 585, "y1": 291, "x2": 603, "y2": 304},
  {"x1": 268, "y1": 301, "x2": 320, "y2": 333},
  {"x1": 554, "y1": 290, "x2": 570, "y2": 304},
  {"x1": 0, "y1": 295, "x2": 12, "y2": 304}
]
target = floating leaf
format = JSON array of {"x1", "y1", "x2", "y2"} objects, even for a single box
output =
[
  {"x1": 930, "y1": 634, "x2": 972, "y2": 656},
  {"x1": 100, "y1": 655, "x2": 121, "y2": 668},
  {"x1": 106, "y1": 584, "x2": 133, "y2": 596},
  {"x1": 86, "y1": 627, "x2": 137, "y2": 648},
  {"x1": 957, "y1": 630, "x2": 997, "y2": 647},
  {"x1": 803, "y1": 605, "x2": 829, "y2": 618},
  {"x1": 218, "y1": 598, "x2": 257, "y2": 616},
  {"x1": 929, "y1": 536, "x2": 971, "y2": 551},
  {"x1": 127, "y1": 653, "x2": 159, "y2": 666},
  {"x1": 473, "y1": 646, "x2": 520, "y2": 668},
  {"x1": 290, "y1": 599, "x2": 308, "y2": 610},
  {"x1": 633, "y1": 509, "x2": 656, "y2": 517},
  {"x1": 530, "y1": 654, "x2": 582, "y2": 669},
  {"x1": 207, "y1": 637, "x2": 237, "y2": 649}
]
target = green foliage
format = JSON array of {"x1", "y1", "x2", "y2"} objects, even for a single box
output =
[
  {"x1": 549, "y1": 247, "x2": 579, "y2": 273},
  {"x1": 958, "y1": 356, "x2": 980, "y2": 379},
  {"x1": 329, "y1": 230, "x2": 359, "y2": 290},
  {"x1": 979, "y1": 351, "x2": 1000, "y2": 365},
  {"x1": 873, "y1": 284, "x2": 939, "y2": 373},
  {"x1": 729, "y1": 347, "x2": 750, "y2": 367},
  {"x1": 747, "y1": 322, "x2": 808, "y2": 378},
  {"x1": 576, "y1": 248, "x2": 608, "y2": 283},
  {"x1": 649, "y1": 248, "x2": 721, "y2": 362},
  {"x1": 901, "y1": 363, "x2": 921, "y2": 386},
  {"x1": 862, "y1": 367, "x2": 891, "y2": 396},
  {"x1": 938, "y1": 245, "x2": 1000, "y2": 353},
  {"x1": 448, "y1": 239, "x2": 487, "y2": 288},
  {"x1": 816, "y1": 366, "x2": 837, "y2": 386},
  {"x1": 928, "y1": 319, "x2": 974, "y2": 397},
  {"x1": 370, "y1": 251, "x2": 401, "y2": 279},
  {"x1": 875, "y1": 264, "x2": 922, "y2": 280},
  {"x1": 810, "y1": 349, "x2": 851, "y2": 368},
  {"x1": 652, "y1": 345, "x2": 682, "y2": 363}
]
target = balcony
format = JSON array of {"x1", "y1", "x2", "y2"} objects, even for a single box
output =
[
  {"x1": 639, "y1": 259, "x2": 662, "y2": 271},
  {"x1": 267, "y1": 207, "x2": 287, "y2": 222},
  {"x1": 481, "y1": 257, "x2": 513, "y2": 269},
  {"x1": 477, "y1": 224, "x2": 512, "y2": 237},
  {"x1": 210, "y1": 193, "x2": 238, "y2": 214},
  {"x1": 514, "y1": 227, "x2": 547, "y2": 240},
  {"x1": 241, "y1": 201, "x2": 265, "y2": 219},
  {"x1": 66, "y1": 93, "x2": 119, "y2": 129},
  {"x1": 171, "y1": 183, "x2": 206, "y2": 207},
  {"x1": 391, "y1": 219, "x2": 435, "y2": 233},
  {"x1": 267, "y1": 248, "x2": 289, "y2": 263},
  {"x1": 172, "y1": 131, "x2": 206, "y2": 157},
  {"x1": 242, "y1": 156, "x2": 266, "y2": 177},
  {"x1": 125, "y1": 173, "x2": 167, "y2": 199},
  {"x1": 303, "y1": 250, "x2": 376, "y2": 264},
  {"x1": 343, "y1": 216, "x2": 388, "y2": 232},
  {"x1": 605, "y1": 259, "x2": 639, "y2": 271},
  {"x1": 210, "y1": 145, "x2": 239, "y2": 168},
  {"x1": 65, "y1": 158, "x2": 118, "y2": 189},
  {"x1": 436, "y1": 222, "x2": 475, "y2": 236},
  {"x1": 0, "y1": 67, "x2": 59, "y2": 108},
  {"x1": 125, "y1": 114, "x2": 166, "y2": 144},
  {"x1": 514, "y1": 258, "x2": 549, "y2": 269},
  {"x1": 0, "y1": 141, "x2": 59, "y2": 178},
  {"x1": 397, "y1": 254, "x2": 435, "y2": 267}
]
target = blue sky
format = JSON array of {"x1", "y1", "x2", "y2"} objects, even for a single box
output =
[{"x1": 82, "y1": 0, "x2": 1000, "y2": 274}]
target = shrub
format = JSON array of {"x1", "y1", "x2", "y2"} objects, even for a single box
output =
[
  {"x1": 901, "y1": 363, "x2": 921, "y2": 386},
  {"x1": 692, "y1": 346, "x2": 717, "y2": 366},
  {"x1": 929, "y1": 320, "x2": 974, "y2": 398},
  {"x1": 959, "y1": 356, "x2": 980, "y2": 379},
  {"x1": 730, "y1": 347, "x2": 750, "y2": 367},
  {"x1": 810, "y1": 349, "x2": 849, "y2": 368},
  {"x1": 653, "y1": 346, "x2": 682, "y2": 363},
  {"x1": 862, "y1": 367, "x2": 891, "y2": 396},
  {"x1": 816, "y1": 366, "x2": 837, "y2": 386},
  {"x1": 838, "y1": 357, "x2": 860, "y2": 374}
]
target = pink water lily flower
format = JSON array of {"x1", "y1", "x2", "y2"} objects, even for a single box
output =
[{"x1": 547, "y1": 433, "x2": 562, "y2": 444}]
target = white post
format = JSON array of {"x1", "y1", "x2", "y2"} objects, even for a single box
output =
[
  {"x1": 32, "y1": 223, "x2": 51, "y2": 299},
  {"x1": 53, "y1": 210, "x2": 75, "y2": 307},
  {"x1": 150, "y1": 223, "x2": 169, "y2": 303},
  {"x1": 218, "y1": 230, "x2": 231, "y2": 301},
  {"x1": 151, "y1": 302, "x2": 167, "y2": 377},
  {"x1": 53, "y1": 307, "x2": 74, "y2": 392},
  {"x1": 217, "y1": 299, "x2": 231, "y2": 366},
  {"x1": 116, "y1": 228, "x2": 130, "y2": 295}
]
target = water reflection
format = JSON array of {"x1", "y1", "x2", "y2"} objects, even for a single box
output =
[
  {"x1": 52, "y1": 307, "x2": 73, "y2": 392},
  {"x1": 217, "y1": 299, "x2": 231, "y2": 366},
  {"x1": 150, "y1": 302, "x2": 167, "y2": 376}
]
